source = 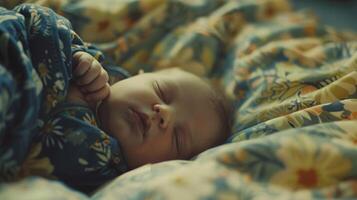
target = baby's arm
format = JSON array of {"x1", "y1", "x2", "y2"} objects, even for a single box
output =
[{"x1": 66, "y1": 51, "x2": 110, "y2": 108}]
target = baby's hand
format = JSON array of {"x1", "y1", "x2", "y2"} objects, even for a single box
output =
[{"x1": 72, "y1": 51, "x2": 110, "y2": 103}]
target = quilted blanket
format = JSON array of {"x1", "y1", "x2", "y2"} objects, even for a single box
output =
[{"x1": 1, "y1": 0, "x2": 357, "y2": 199}]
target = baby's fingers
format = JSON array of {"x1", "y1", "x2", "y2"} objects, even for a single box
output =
[
  {"x1": 76, "y1": 59, "x2": 102, "y2": 86},
  {"x1": 81, "y1": 69, "x2": 109, "y2": 93},
  {"x1": 73, "y1": 52, "x2": 92, "y2": 76},
  {"x1": 85, "y1": 83, "x2": 110, "y2": 102}
]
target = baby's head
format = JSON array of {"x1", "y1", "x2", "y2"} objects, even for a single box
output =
[{"x1": 98, "y1": 68, "x2": 232, "y2": 169}]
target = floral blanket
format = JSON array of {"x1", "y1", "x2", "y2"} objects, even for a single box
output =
[
  {"x1": 0, "y1": 3, "x2": 128, "y2": 193},
  {"x1": 1, "y1": 0, "x2": 357, "y2": 199}
]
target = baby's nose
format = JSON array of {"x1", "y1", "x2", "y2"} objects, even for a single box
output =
[{"x1": 153, "y1": 104, "x2": 173, "y2": 129}]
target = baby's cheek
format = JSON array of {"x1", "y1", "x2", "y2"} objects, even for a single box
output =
[{"x1": 144, "y1": 136, "x2": 175, "y2": 160}]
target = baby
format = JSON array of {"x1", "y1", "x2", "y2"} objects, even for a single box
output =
[{"x1": 68, "y1": 51, "x2": 232, "y2": 169}]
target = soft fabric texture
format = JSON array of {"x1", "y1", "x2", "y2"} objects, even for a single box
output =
[
  {"x1": 1, "y1": 0, "x2": 357, "y2": 199},
  {"x1": 0, "y1": 4, "x2": 128, "y2": 193}
]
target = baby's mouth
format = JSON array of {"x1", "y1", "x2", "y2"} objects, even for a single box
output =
[{"x1": 129, "y1": 108, "x2": 149, "y2": 138}]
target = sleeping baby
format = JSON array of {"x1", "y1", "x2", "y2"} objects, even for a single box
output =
[
  {"x1": 71, "y1": 52, "x2": 231, "y2": 168},
  {"x1": 0, "y1": 3, "x2": 232, "y2": 194}
]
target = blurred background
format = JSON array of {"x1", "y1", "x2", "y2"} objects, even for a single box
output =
[{"x1": 291, "y1": 0, "x2": 357, "y2": 32}]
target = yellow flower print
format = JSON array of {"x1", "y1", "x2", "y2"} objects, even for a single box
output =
[
  {"x1": 342, "y1": 99, "x2": 357, "y2": 120},
  {"x1": 270, "y1": 134, "x2": 351, "y2": 189},
  {"x1": 181, "y1": 0, "x2": 206, "y2": 6},
  {"x1": 38, "y1": 62, "x2": 50, "y2": 83},
  {"x1": 283, "y1": 48, "x2": 318, "y2": 68},
  {"x1": 216, "y1": 191, "x2": 239, "y2": 200},
  {"x1": 269, "y1": 104, "x2": 322, "y2": 131},
  {"x1": 284, "y1": 110, "x2": 312, "y2": 128},
  {"x1": 139, "y1": 0, "x2": 165, "y2": 12},
  {"x1": 331, "y1": 121, "x2": 357, "y2": 148},
  {"x1": 17, "y1": 143, "x2": 54, "y2": 180},
  {"x1": 343, "y1": 99, "x2": 357, "y2": 112},
  {"x1": 307, "y1": 105, "x2": 323, "y2": 116},
  {"x1": 314, "y1": 72, "x2": 357, "y2": 104},
  {"x1": 186, "y1": 17, "x2": 211, "y2": 36},
  {"x1": 164, "y1": 161, "x2": 216, "y2": 199},
  {"x1": 255, "y1": 102, "x2": 290, "y2": 122}
]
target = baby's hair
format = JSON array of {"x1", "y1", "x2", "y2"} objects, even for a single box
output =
[{"x1": 206, "y1": 81, "x2": 234, "y2": 147}]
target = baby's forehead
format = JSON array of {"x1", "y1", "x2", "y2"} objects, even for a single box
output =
[
  {"x1": 154, "y1": 68, "x2": 204, "y2": 84},
  {"x1": 155, "y1": 69, "x2": 212, "y2": 96},
  {"x1": 154, "y1": 68, "x2": 186, "y2": 76}
]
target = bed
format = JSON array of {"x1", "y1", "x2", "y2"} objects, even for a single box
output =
[{"x1": 0, "y1": 0, "x2": 357, "y2": 199}]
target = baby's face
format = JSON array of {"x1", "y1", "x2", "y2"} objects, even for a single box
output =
[{"x1": 98, "y1": 68, "x2": 220, "y2": 169}]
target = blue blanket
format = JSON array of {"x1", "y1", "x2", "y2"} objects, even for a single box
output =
[{"x1": 0, "y1": 4, "x2": 127, "y2": 193}]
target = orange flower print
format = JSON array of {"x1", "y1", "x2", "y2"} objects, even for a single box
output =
[
  {"x1": 300, "y1": 85, "x2": 317, "y2": 95},
  {"x1": 270, "y1": 134, "x2": 351, "y2": 189}
]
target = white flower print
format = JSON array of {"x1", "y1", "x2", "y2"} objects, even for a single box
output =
[
  {"x1": 83, "y1": 112, "x2": 97, "y2": 126},
  {"x1": 41, "y1": 118, "x2": 65, "y2": 149}
]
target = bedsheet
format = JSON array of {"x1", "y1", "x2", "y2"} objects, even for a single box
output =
[{"x1": 1, "y1": 0, "x2": 357, "y2": 199}]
